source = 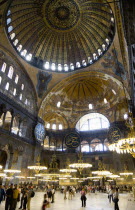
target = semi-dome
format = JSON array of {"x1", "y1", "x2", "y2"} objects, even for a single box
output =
[{"x1": 6, "y1": 0, "x2": 115, "y2": 72}]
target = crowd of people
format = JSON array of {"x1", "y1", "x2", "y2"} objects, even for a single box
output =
[
  {"x1": 0, "y1": 183, "x2": 135, "y2": 210},
  {"x1": 0, "y1": 183, "x2": 35, "y2": 210}
]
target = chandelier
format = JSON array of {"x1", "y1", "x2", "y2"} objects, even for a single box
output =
[
  {"x1": 108, "y1": 174, "x2": 120, "y2": 178},
  {"x1": 0, "y1": 173, "x2": 6, "y2": 177},
  {"x1": 28, "y1": 166, "x2": 47, "y2": 170},
  {"x1": 109, "y1": 113, "x2": 135, "y2": 158},
  {"x1": 92, "y1": 170, "x2": 112, "y2": 176},
  {"x1": 92, "y1": 161, "x2": 111, "y2": 176},
  {"x1": 69, "y1": 153, "x2": 92, "y2": 174},
  {"x1": 4, "y1": 169, "x2": 21, "y2": 173},
  {"x1": 60, "y1": 169, "x2": 77, "y2": 173},
  {"x1": 15, "y1": 176, "x2": 25, "y2": 179},
  {"x1": 0, "y1": 165, "x2": 3, "y2": 169}
]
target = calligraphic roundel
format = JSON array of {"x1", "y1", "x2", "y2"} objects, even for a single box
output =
[
  {"x1": 108, "y1": 126, "x2": 121, "y2": 143},
  {"x1": 65, "y1": 132, "x2": 80, "y2": 148}
]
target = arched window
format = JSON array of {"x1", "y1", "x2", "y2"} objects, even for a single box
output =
[
  {"x1": 7, "y1": 10, "x2": 11, "y2": 16},
  {"x1": 21, "y1": 49, "x2": 27, "y2": 57},
  {"x1": 11, "y1": 116, "x2": 20, "y2": 135},
  {"x1": 70, "y1": 63, "x2": 74, "y2": 70},
  {"x1": 13, "y1": 39, "x2": 18, "y2": 46},
  {"x1": 8, "y1": 26, "x2": 13, "y2": 33},
  {"x1": 17, "y1": 45, "x2": 22, "y2": 52},
  {"x1": 19, "y1": 94, "x2": 22, "y2": 100},
  {"x1": 76, "y1": 62, "x2": 80, "y2": 68},
  {"x1": 10, "y1": 33, "x2": 15, "y2": 40},
  {"x1": 5, "y1": 82, "x2": 9, "y2": 90},
  {"x1": 82, "y1": 60, "x2": 87, "y2": 66},
  {"x1": 4, "y1": 111, "x2": 12, "y2": 130},
  {"x1": 64, "y1": 64, "x2": 68, "y2": 71},
  {"x1": 76, "y1": 113, "x2": 110, "y2": 131},
  {"x1": 51, "y1": 63, "x2": 56, "y2": 71},
  {"x1": 15, "y1": 75, "x2": 19, "y2": 84},
  {"x1": 81, "y1": 141, "x2": 89, "y2": 152},
  {"x1": 52, "y1": 124, "x2": 56, "y2": 130},
  {"x1": 7, "y1": 18, "x2": 11, "y2": 25},
  {"x1": 1, "y1": 62, "x2": 7, "y2": 72},
  {"x1": 95, "y1": 144, "x2": 107, "y2": 151},
  {"x1": 13, "y1": 88, "x2": 16, "y2": 96},
  {"x1": 58, "y1": 64, "x2": 62, "y2": 71},
  {"x1": 59, "y1": 124, "x2": 63, "y2": 130},
  {"x1": 8, "y1": 66, "x2": 14, "y2": 79},
  {"x1": 46, "y1": 123, "x2": 50, "y2": 129},
  {"x1": 21, "y1": 84, "x2": 24, "y2": 90},
  {"x1": 44, "y1": 62, "x2": 49, "y2": 69},
  {"x1": 26, "y1": 53, "x2": 32, "y2": 61}
]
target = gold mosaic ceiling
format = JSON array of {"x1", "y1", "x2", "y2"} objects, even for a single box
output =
[
  {"x1": 6, "y1": 0, "x2": 115, "y2": 72},
  {"x1": 39, "y1": 72, "x2": 129, "y2": 126}
]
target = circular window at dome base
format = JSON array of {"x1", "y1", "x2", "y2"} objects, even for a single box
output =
[{"x1": 6, "y1": 0, "x2": 115, "y2": 72}]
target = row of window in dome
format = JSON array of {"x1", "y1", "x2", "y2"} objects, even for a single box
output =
[
  {"x1": 8, "y1": 31, "x2": 110, "y2": 71},
  {"x1": 0, "y1": 63, "x2": 30, "y2": 106},
  {"x1": 46, "y1": 123, "x2": 63, "y2": 130}
]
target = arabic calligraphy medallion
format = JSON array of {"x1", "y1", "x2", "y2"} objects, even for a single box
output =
[{"x1": 65, "y1": 132, "x2": 80, "y2": 148}]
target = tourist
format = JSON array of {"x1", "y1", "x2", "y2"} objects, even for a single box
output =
[
  {"x1": 5, "y1": 184, "x2": 13, "y2": 210},
  {"x1": 42, "y1": 194, "x2": 49, "y2": 210},
  {"x1": 0, "y1": 184, "x2": 5, "y2": 204},
  {"x1": 19, "y1": 185, "x2": 27, "y2": 209},
  {"x1": 12, "y1": 184, "x2": 20, "y2": 210},
  {"x1": 51, "y1": 186, "x2": 55, "y2": 203},
  {"x1": 113, "y1": 188, "x2": 119, "y2": 210},
  {"x1": 22, "y1": 191, "x2": 28, "y2": 210},
  {"x1": 68, "y1": 187, "x2": 73, "y2": 200},
  {"x1": 63, "y1": 187, "x2": 67, "y2": 200},
  {"x1": 108, "y1": 186, "x2": 113, "y2": 203},
  {"x1": 80, "y1": 188, "x2": 87, "y2": 207},
  {"x1": 27, "y1": 186, "x2": 35, "y2": 210}
]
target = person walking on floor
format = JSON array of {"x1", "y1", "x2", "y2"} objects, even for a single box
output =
[
  {"x1": 113, "y1": 188, "x2": 119, "y2": 210},
  {"x1": 80, "y1": 188, "x2": 87, "y2": 207},
  {"x1": 108, "y1": 186, "x2": 113, "y2": 203},
  {"x1": 12, "y1": 184, "x2": 20, "y2": 210},
  {"x1": 5, "y1": 184, "x2": 13, "y2": 210}
]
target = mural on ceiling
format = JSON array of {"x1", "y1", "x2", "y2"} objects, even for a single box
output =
[
  {"x1": 101, "y1": 49, "x2": 126, "y2": 80},
  {"x1": 36, "y1": 71, "x2": 52, "y2": 98}
]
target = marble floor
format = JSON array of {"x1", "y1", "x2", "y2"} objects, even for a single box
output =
[{"x1": 0, "y1": 191, "x2": 135, "y2": 210}]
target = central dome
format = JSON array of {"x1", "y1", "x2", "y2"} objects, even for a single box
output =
[
  {"x1": 6, "y1": 0, "x2": 115, "y2": 72},
  {"x1": 44, "y1": 0, "x2": 80, "y2": 30}
]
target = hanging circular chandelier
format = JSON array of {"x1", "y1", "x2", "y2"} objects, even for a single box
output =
[
  {"x1": 108, "y1": 174, "x2": 120, "y2": 178},
  {"x1": 92, "y1": 170, "x2": 112, "y2": 176},
  {"x1": 4, "y1": 169, "x2": 21, "y2": 173},
  {"x1": 0, "y1": 173, "x2": 6, "y2": 177},
  {"x1": 15, "y1": 176, "x2": 25, "y2": 179},
  {"x1": 69, "y1": 163, "x2": 92, "y2": 169},
  {"x1": 109, "y1": 113, "x2": 135, "y2": 158},
  {"x1": 87, "y1": 176, "x2": 101, "y2": 179},
  {"x1": 109, "y1": 138, "x2": 135, "y2": 157},
  {"x1": 27, "y1": 166, "x2": 47, "y2": 170},
  {"x1": 119, "y1": 172, "x2": 133, "y2": 176},
  {"x1": 60, "y1": 168, "x2": 77, "y2": 173}
]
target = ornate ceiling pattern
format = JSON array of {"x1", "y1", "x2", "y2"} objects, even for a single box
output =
[
  {"x1": 39, "y1": 71, "x2": 129, "y2": 126},
  {"x1": 6, "y1": 0, "x2": 115, "y2": 72}
]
